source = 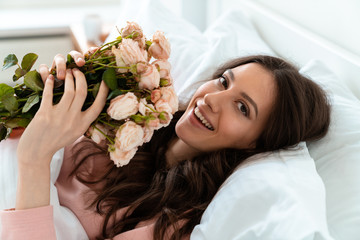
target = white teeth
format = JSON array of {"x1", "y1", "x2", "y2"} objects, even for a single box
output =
[{"x1": 194, "y1": 107, "x2": 214, "y2": 130}]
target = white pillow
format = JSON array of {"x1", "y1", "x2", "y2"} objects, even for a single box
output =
[
  {"x1": 191, "y1": 143, "x2": 333, "y2": 240},
  {"x1": 300, "y1": 60, "x2": 360, "y2": 240},
  {"x1": 106, "y1": 0, "x2": 275, "y2": 109}
]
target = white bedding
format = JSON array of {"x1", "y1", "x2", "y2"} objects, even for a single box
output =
[{"x1": 1, "y1": 0, "x2": 359, "y2": 239}]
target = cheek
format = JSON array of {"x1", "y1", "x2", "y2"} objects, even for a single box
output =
[
  {"x1": 189, "y1": 81, "x2": 217, "y2": 101},
  {"x1": 219, "y1": 117, "x2": 257, "y2": 149}
]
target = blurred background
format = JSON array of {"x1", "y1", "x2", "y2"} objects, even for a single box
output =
[{"x1": 0, "y1": 0, "x2": 359, "y2": 86}]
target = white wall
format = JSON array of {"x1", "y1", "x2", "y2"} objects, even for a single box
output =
[{"x1": 219, "y1": 0, "x2": 360, "y2": 56}]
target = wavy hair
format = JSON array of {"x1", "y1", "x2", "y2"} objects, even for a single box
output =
[{"x1": 70, "y1": 55, "x2": 331, "y2": 240}]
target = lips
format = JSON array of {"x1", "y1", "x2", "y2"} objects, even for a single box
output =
[{"x1": 194, "y1": 106, "x2": 214, "y2": 131}]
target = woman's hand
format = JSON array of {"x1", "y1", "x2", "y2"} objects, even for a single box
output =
[
  {"x1": 38, "y1": 48, "x2": 98, "y2": 81},
  {"x1": 17, "y1": 68, "x2": 109, "y2": 166}
]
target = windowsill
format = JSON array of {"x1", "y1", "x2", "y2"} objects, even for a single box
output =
[{"x1": 0, "y1": 5, "x2": 120, "y2": 38}]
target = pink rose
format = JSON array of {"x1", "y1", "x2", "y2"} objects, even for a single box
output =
[
  {"x1": 109, "y1": 146, "x2": 138, "y2": 167},
  {"x1": 138, "y1": 64, "x2": 160, "y2": 90},
  {"x1": 115, "y1": 121, "x2": 144, "y2": 152},
  {"x1": 159, "y1": 86, "x2": 178, "y2": 114},
  {"x1": 87, "y1": 124, "x2": 110, "y2": 144},
  {"x1": 142, "y1": 127, "x2": 154, "y2": 143},
  {"x1": 159, "y1": 112, "x2": 172, "y2": 126},
  {"x1": 153, "y1": 111, "x2": 172, "y2": 130},
  {"x1": 136, "y1": 62, "x2": 148, "y2": 74},
  {"x1": 155, "y1": 99, "x2": 172, "y2": 114},
  {"x1": 141, "y1": 48, "x2": 149, "y2": 62},
  {"x1": 148, "y1": 118, "x2": 160, "y2": 128},
  {"x1": 151, "y1": 89, "x2": 161, "y2": 103},
  {"x1": 148, "y1": 31, "x2": 171, "y2": 60},
  {"x1": 152, "y1": 60, "x2": 171, "y2": 78},
  {"x1": 121, "y1": 21, "x2": 145, "y2": 48},
  {"x1": 139, "y1": 98, "x2": 155, "y2": 116},
  {"x1": 111, "y1": 46, "x2": 128, "y2": 73},
  {"x1": 107, "y1": 92, "x2": 139, "y2": 120},
  {"x1": 119, "y1": 38, "x2": 146, "y2": 66}
]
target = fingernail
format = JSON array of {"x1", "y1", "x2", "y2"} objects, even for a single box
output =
[
  {"x1": 48, "y1": 75, "x2": 54, "y2": 80},
  {"x1": 77, "y1": 57, "x2": 84, "y2": 62}
]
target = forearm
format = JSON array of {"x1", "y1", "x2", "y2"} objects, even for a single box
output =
[{"x1": 15, "y1": 160, "x2": 51, "y2": 210}]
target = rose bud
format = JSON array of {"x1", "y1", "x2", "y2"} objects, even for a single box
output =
[
  {"x1": 111, "y1": 46, "x2": 128, "y2": 73},
  {"x1": 121, "y1": 21, "x2": 145, "y2": 48},
  {"x1": 159, "y1": 86, "x2": 178, "y2": 114},
  {"x1": 151, "y1": 89, "x2": 161, "y2": 103},
  {"x1": 152, "y1": 59, "x2": 171, "y2": 78},
  {"x1": 138, "y1": 64, "x2": 160, "y2": 90},
  {"x1": 139, "y1": 98, "x2": 155, "y2": 116},
  {"x1": 155, "y1": 99, "x2": 173, "y2": 114},
  {"x1": 86, "y1": 123, "x2": 110, "y2": 144},
  {"x1": 119, "y1": 38, "x2": 146, "y2": 66},
  {"x1": 148, "y1": 31, "x2": 171, "y2": 60},
  {"x1": 109, "y1": 146, "x2": 138, "y2": 167}
]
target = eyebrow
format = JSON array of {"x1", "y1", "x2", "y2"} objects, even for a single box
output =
[{"x1": 225, "y1": 69, "x2": 259, "y2": 117}]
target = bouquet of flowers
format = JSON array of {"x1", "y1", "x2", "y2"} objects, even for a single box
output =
[{"x1": 0, "y1": 22, "x2": 178, "y2": 167}]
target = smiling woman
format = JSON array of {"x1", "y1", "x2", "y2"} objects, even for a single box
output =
[
  {"x1": 58, "y1": 55, "x2": 330, "y2": 239},
  {"x1": 1, "y1": 54, "x2": 331, "y2": 240}
]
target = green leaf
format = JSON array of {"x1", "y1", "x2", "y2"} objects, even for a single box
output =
[
  {"x1": 2, "y1": 95, "x2": 18, "y2": 113},
  {"x1": 5, "y1": 118, "x2": 31, "y2": 128},
  {"x1": 0, "y1": 84, "x2": 18, "y2": 114},
  {"x1": 0, "y1": 83, "x2": 14, "y2": 99},
  {"x1": 13, "y1": 67, "x2": 27, "y2": 81},
  {"x1": 107, "y1": 89, "x2": 124, "y2": 100},
  {"x1": 102, "y1": 68, "x2": 118, "y2": 90},
  {"x1": 0, "y1": 123, "x2": 8, "y2": 141},
  {"x1": 66, "y1": 54, "x2": 74, "y2": 64},
  {"x1": 24, "y1": 70, "x2": 44, "y2": 92},
  {"x1": 21, "y1": 53, "x2": 38, "y2": 72},
  {"x1": 2, "y1": 54, "x2": 18, "y2": 70},
  {"x1": 22, "y1": 94, "x2": 39, "y2": 113},
  {"x1": 0, "y1": 102, "x2": 5, "y2": 112}
]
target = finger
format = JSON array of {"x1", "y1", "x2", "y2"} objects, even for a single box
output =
[
  {"x1": 40, "y1": 75, "x2": 54, "y2": 110},
  {"x1": 58, "y1": 69, "x2": 75, "y2": 108},
  {"x1": 70, "y1": 68, "x2": 88, "y2": 111},
  {"x1": 84, "y1": 81, "x2": 109, "y2": 121},
  {"x1": 51, "y1": 54, "x2": 66, "y2": 80},
  {"x1": 69, "y1": 50, "x2": 85, "y2": 67},
  {"x1": 38, "y1": 64, "x2": 50, "y2": 84}
]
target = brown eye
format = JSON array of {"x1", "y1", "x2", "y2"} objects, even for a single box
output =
[
  {"x1": 219, "y1": 76, "x2": 228, "y2": 89},
  {"x1": 237, "y1": 102, "x2": 248, "y2": 116}
]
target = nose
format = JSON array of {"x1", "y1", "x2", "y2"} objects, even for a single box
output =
[{"x1": 204, "y1": 91, "x2": 224, "y2": 113}]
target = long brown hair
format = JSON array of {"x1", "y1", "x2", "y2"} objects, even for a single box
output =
[{"x1": 70, "y1": 55, "x2": 330, "y2": 240}]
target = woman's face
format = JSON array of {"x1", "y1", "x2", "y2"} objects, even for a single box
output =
[{"x1": 175, "y1": 63, "x2": 276, "y2": 152}]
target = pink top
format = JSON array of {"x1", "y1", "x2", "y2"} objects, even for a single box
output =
[{"x1": 1, "y1": 138, "x2": 187, "y2": 240}]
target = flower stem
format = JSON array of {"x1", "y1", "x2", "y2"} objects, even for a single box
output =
[
  {"x1": 98, "y1": 119, "x2": 119, "y2": 129},
  {"x1": 14, "y1": 83, "x2": 25, "y2": 89},
  {"x1": 86, "y1": 56, "x2": 114, "y2": 63},
  {"x1": 93, "y1": 124, "x2": 115, "y2": 145}
]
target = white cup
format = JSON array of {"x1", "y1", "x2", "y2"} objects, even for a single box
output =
[{"x1": 83, "y1": 14, "x2": 102, "y2": 45}]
